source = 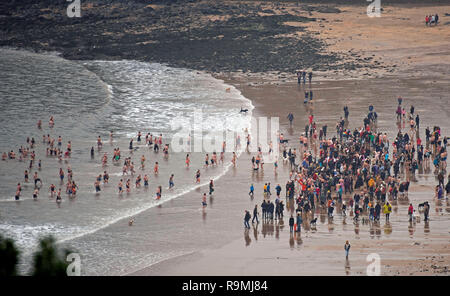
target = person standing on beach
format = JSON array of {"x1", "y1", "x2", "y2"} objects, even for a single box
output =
[
  {"x1": 289, "y1": 215, "x2": 295, "y2": 233},
  {"x1": 308, "y1": 71, "x2": 312, "y2": 84},
  {"x1": 383, "y1": 202, "x2": 392, "y2": 221},
  {"x1": 209, "y1": 179, "x2": 214, "y2": 195},
  {"x1": 195, "y1": 169, "x2": 201, "y2": 183},
  {"x1": 423, "y1": 202, "x2": 430, "y2": 222},
  {"x1": 244, "y1": 210, "x2": 251, "y2": 229},
  {"x1": 408, "y1": 203, "x2": 414, "y2": 222},
  {"x1": 344, "y1": 241, "x2": 351, "y2": 259}
]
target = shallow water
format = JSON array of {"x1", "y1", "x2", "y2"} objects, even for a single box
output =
[{"x1": 0, "y1": 48, "x2": 253, "y2": 273}]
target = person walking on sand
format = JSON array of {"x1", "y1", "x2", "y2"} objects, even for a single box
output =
[
  {"x1": 252, "y1": 205, "x2": 259, "y2": 224},
  {"x1": 244, "y1": 210, "x2": 251, "y2": 229},
  {"x1": 249, "y1": 183, "x2": 254, "y2": 197},
  {"x1": 344, "y1": 241, "x2": 351, "y2": 259},
  {"x1": 287, "y1": 113, "x2": 294, "y2": 127}
]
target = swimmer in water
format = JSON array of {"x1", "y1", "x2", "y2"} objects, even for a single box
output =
[
  {"x1": 154, "y1": 162, "x2": 159, "y2": 175},
  {"x1": 102, "y1": 153, "x2": 108, "y2": 166},
  {"x1": 169, "y1": 174, "x2": 174, "y2": 189},
  {"x1": 231, "y1": 152, "x2": 237, "y2": 167},
  {"x1": 24, "y1": 170, "x2": 29, "y2": 182},
  {"x1": 97, "y1": 136, "x2": 102, "y2": 149},
  {"x1": 136, "y1": 175, "x2": 142, "y2": 188},
  {"x1": 118, "y1": 179, "x2": 123, "y2": 194},
  {"x1": 209, "y1": 180, "x2": 214, "y2": 195},
  {"x1": 137, "y1": 131, "x2": 142, "y2": 143},
  {"x1": 195, "y1": 170, "x2": 201, "y2": 183},
  {"x1": 37, "y1": 120, "x2": 42, "y2": 129},
  {"x1": 103, "y1": 171, "x2": 109, "y2": 184},
  {"x1": 126, "y1": 179, "x2": 131, "y2": 193},
  {"x1": 141, "y1": 155, "x2": 146, "y2": 169},
  {"x1": 49, "y1": 184, "x2": 56, "y2": 197},
  {"x1": 33, "y1": 172, "x2": 42, "y2": 187},
  {"x1": 156, "y1": 186, "x2": 162, "y2": 200},
  {"x1": 202, "y1": 193, "x2": 207, "y2": 207},
  {"x1": 49, "y1": 116, "x2": 54, "y2": 127},
  {"x1": 205, "y1": 154, "x2": 209, "y2": 168},
  {"x1": 144, "y1": 175, "x2": 149, "y2": 188},
  {"x1": 94, "y1": 180, "x2": 101, "y2": 193},
  {"x1": 186, "y1": 154, "x2": 190, "y2": 168},
  {"x1": 56, "y1": 188, "x2": 62, "y2": 202},
  {"x1": 33, "y1": 188, "x2": 39, "y2": 200}
]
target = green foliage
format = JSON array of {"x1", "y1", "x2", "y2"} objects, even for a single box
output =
[
  {"x1": 0, "y1": 234, "x2": 20, "y2": 276},
  {"x1": 30, "y1": 236, "x2": 72, "y2": 276}
]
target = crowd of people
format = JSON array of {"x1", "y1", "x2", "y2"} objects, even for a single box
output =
[
  {"x1": 243, "y1": 95, "x2": 449, "y2": 245},
  {"x1": 425, "y1": 14, "x2": 439, "y2": 26}
]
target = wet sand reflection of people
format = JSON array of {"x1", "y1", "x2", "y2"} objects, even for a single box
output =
[
  {"x1": 328, "y1": 217, "x2": 334, "y2": 233},
  {"x1": 345, "y1": 258, "x2": 351, "y2": 275},
  {"x1": 289, "y1": 233, "x2": 294, "y2": 249},
  {"x1": 424, "y1": 221, "x2": 430, "y2": 234},
  {"x1": 354, "y1": 222, "x2": 360, "y2": 237},
  {"x1": 202, "y1": 207, "x2": 207, "y2": 222},
  {"x1": 384, "y1": 222, "x2": 392, "y2": 236},
  {"x1": 375, "y1": 222, "x2": 382, "y2": 238},
  {"x1": 244, "y1": 229, "x2": 251, "y2": 247},
  {"x1": 252, "y1": 223, "x2": 258, "y2": 241},
  {"x1": 275, "y1": 221, "x2": 280, "y2": 240},
  {"x1": 369, "y1": 222, "x2": 375, "y2": 239},
  {"x1": 408, "y1": 221, "x2": 415, "y2": 236}
]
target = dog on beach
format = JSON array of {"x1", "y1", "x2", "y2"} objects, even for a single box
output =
[
  {"x1": 226, "y1": 88, "x2": 231, "y2": 93},
  {"x1": 310, "y1": 218, "x2": 317, "y2": 226},
  {"x1": 418, "y1": 202, "x2": 425, "y2": 212},
  {"x1": 239, "y1": 107, "x2": 248, "y2": 114},
  {"x1": 129, "y1": 218, "x2": 134, "y2": 226}
]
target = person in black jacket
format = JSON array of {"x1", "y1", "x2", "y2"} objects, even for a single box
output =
[
  {"x1": 289, "y1": 215, "x2": 295, "y2": 233},
  {"x1": 244, "y1": 210, "x2": 251, "y2": 229},
  {"x1": 252, "y1": 205, "x2": 259, "y2": 224}
]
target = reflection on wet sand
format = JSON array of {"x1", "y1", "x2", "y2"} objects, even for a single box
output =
[
  {"x1": 244, "y1": 229, "x2": 251, "y2": 247},
  {"x1": 345, "y1": 258, "x2": 351, "y2": 275}
]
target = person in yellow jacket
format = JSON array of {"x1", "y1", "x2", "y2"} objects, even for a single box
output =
[{"x1": 383, "y1": 201, "x2": 392, "y2": 221}]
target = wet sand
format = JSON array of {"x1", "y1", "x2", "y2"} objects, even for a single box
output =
[{"x1": 128, "y1": 5, "x2": 450, "y2": 276}]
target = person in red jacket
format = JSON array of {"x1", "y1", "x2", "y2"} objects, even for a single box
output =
[{"x1": 408, "y1": 203, "x2": 414, "y2": 222}]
